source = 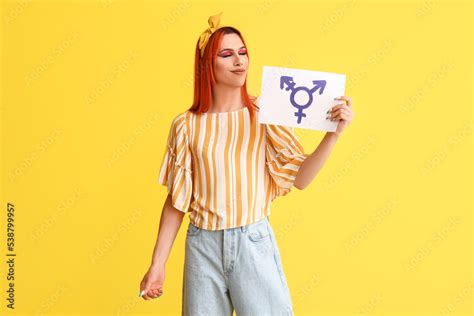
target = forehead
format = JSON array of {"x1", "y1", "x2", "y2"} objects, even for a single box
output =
[{"x1": 218, "y1": 33, "x2": 244, "y2": 49}]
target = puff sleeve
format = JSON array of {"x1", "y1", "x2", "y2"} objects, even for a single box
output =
[
  {"x1": 157, "y1": 114, "x2": 193, "y2": 213},
  {"x1": 265, "y1": 123, "x2": 308, "y2": 199}
]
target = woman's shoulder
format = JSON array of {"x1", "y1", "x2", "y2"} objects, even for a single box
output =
[
  {"x1": 173, "y1": 111, "x2": 188, "y2": 123},
  {"x1": 167, "y1": 111, "x2": 190, "y2": 137}
]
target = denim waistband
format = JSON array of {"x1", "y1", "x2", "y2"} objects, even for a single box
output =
[{"x1": 190, "y1": 215, "x2": 269, "y2": 233}]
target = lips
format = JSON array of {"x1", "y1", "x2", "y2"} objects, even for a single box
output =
[{"x1": 231, "y1": 69, "x2": 246, "y2": 74}]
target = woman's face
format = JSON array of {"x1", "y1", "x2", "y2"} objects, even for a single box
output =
[{"x1": 214, "y1": 33, "x2": 249, "y2": 88}]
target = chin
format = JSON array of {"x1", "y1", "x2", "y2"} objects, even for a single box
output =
[
  {"x1": 226, "y1": 82, "x2": 245, "y2": 88},
  {"x1": 218, "y1": 78, "x2": 246, "y2": 88}
]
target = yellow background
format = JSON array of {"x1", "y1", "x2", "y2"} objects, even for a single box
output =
[{"x1": 1, "y1": 0, "x2": 472, "y2": 315}]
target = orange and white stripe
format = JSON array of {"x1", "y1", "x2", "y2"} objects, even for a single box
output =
[{"x1": 158, "y1": 106, "x2": 308, "y2": 230}]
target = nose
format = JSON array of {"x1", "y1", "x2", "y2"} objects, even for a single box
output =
[{"x1": 234, "y1": 55, "x2": 244, "y2": 67}]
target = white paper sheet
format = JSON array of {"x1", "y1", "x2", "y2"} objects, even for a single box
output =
[{"x1": 258, "y1": 65, "x2": 346, "y2": 132}]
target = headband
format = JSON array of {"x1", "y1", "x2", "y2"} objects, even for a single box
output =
[{"x1": 198, "y1": 12, "x2": 224, "y2": 58}]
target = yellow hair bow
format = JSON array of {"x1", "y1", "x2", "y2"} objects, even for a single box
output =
[{"x1": 198, "y1": 12, "x2": 224, "y2": 57}]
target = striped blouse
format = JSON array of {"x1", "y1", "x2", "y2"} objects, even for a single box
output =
[{"x1": 157, "y1": 104, "x2": 308, "y2": 230}]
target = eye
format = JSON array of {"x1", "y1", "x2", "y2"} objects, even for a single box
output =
[{"x1": 220, "y1": 50, "x2": 247, "y2": 58}]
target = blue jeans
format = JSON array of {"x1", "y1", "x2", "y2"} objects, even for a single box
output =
[{"x1": 182, "y1": 216, "x2": 294, "y2": 315}]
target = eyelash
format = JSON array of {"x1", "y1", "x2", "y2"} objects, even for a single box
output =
[{"x1": 221, "y1": 52, "x2": 247, "y2": 58}]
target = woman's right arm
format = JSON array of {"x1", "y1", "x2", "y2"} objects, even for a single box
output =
[{"x1": 140, "y1": 193, "x2": 185, "y2": 300}]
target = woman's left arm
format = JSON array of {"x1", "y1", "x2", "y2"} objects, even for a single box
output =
[{"x1": 294, "y1": 95, "x2": 355, "y2": 190}]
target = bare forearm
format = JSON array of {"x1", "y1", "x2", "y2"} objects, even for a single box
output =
[
  {"x1": 150, "y1": 193, "x2": 185, "y2": 268},
  {"x1": 294, "y1": 132, "x2": 340, "y2": 190}
]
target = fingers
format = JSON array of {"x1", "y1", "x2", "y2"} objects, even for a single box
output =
[
  {"x1": 152, "y1": 288, "x2": 164, "y2": 298},
  {"x1": 327, "y1": 96, "x2": 353, "y2": 120},
  {"x1": 335, "y1": 96, "x2": 352, "y2": 107},
  {"x1": 142, "y1": 291, "x2": 155, "y2": 300},
  {"x1": 141, "y1": 288, "x2": 151, "y2": 300},
  {"x1": 327, "y1": 112, "x2": 341, "y2": 121},
  {"x1": 329, "y1": 112, "x2": 346, "y2": 122},
  {"x1": 328, "y1": 103, "x2": 348, "y2": 112},
  {"x1": 140, "y1": 287, "x2": 164, "y2": 300},
  {"x1": 327, "y1": 107, "x2": 350, "y2": 121}
]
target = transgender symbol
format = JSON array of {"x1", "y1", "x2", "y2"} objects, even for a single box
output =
[{"x1": 280, "y1": 76, "x2": 327, "y2": 124}]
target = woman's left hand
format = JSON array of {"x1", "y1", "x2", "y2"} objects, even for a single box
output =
[{"x1": 327, "y1": 95, "x2": 354, "y2": 136}]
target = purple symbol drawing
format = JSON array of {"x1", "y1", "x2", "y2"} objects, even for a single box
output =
[{"x1": 280, "y1": 76, "x2": 327, "y2": 124}]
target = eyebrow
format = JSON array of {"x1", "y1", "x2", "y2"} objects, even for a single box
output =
[{"x1": 218, "y1": 46, "x2": 246, "y2": 53}]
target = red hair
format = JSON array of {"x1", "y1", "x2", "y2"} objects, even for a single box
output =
[{"x1": 187, "y1": 26, "x2": 259, "y2": 122}]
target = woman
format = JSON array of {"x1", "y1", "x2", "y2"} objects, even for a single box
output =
[{"x1": 140, "y1": 12, "x2": 354, "y2": 315}]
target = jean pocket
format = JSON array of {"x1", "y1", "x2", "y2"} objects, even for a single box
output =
[
  {"x1": 186, "y1": 223, "x2": 201, "y2": 236},
  {"x1": 248, "y1": 219, "x2": 270, "y2": 242}
]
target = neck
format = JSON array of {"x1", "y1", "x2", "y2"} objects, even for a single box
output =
[{"x1": 209, "y1": 85, "x2": 244, "y2": 113}]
